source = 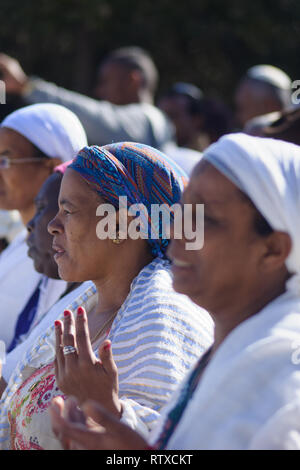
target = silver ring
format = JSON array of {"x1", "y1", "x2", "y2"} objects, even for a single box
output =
[{"x1": 63, "y1": 345, "x2": 77, "y2": 356}]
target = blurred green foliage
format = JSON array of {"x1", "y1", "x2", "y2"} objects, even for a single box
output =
[{"x1": 1, "y1": 0, "x2": 300, "y2": 105}]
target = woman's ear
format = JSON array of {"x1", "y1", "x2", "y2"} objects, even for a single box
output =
[
  {"x1": 115, "y1": 208, "x2": 130, "y2": 241},
  {"x1": 261, "y1": 231, "x2": 292, "y2": 272},
  {"x1": 112, "y1": 209, "x2": 141, "y2": 245}
]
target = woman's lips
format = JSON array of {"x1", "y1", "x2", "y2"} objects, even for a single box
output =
[{"x1": 52, "y1": 243, "x2": 66, "y2": 261}]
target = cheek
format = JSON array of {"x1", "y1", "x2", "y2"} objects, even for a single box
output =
[
  {"x1": 65, "y1": 217, "x2": 99, "y2": 258},
  {"x1": 2, "y1": 170, "x2": 37, "y2": 206},
  {"x1": 36, "y1": 220, "x2": 54, "y2": 251}
]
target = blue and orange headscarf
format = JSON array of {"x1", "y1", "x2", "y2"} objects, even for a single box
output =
[{"x1": 69, "y1": 142, "x2": 188, "y2": 258}]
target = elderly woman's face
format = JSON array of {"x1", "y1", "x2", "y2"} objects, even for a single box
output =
[
  {"x1": 48, "y1": 168, "x2": 110, "y2": 282},
  {"x1": 168, "y1": 160, "x2": 269, "y2": 313},
  {"x1": 0, "y1": 128, "x2": 51, "y2": 212},
  {"x1": 27, "y1": 173, "x2": 62, "y2": 279}
]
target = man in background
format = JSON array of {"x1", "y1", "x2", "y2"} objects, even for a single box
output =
[
  {"x1": 0, "y1": 47, "x2": 174, "y2": 150},
  {"x1": 234, "y1": 64, "x2": 292, "y2": 128}
]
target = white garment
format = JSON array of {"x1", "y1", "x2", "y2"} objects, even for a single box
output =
[
  {"x1": 204, "y1": 133, "x2": 300, "y2": 296},
  {"x1": 249, "y1": 400, "x2": 300, "y2": 450},
  {"x1": 31, "y1": 277, "x2": 67, "y2": 330},
  {"x1": 0, "y1": 210, "x2": 23, "y2": 243},
  {"x1": 1, "y1": 103, "x2": 87, "y2": 161},
  {"x1": 2, "y1": 281, "x2": 93, "y2": 383},
  {"x1": 14, "y1": 276, "x2": 67, "y2": 348},
  {"x1": 0, "y1": 229, "x2": 41, "y2": 349},
  {"x1": 150, "y1": 290, "x2": 300, "y2": 449},
  {"x1": 23, "y1": 78, "x2": 175, "y2": 149}
]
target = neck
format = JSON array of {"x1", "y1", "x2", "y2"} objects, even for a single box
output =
[
  {"x1": 209, "y1": 279, "x2": 287, "y2": 355},
  {"x1": 93, "y1": 250, "x2": 153, "y2": 315},
  {"x1": 138, "y1": 89, "x2": 153, "y2": 104}
]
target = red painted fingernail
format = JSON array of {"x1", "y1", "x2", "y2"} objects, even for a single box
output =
[
  {"x1": 77, "y1": 307, "x2": 84, "y2": 316},
  {"x1": 104, "y1": 343, "x2": 111, "y2": 351},
  {"x1": 54, "y1": 321, "x2": 60, "y2": 327},
  {"x1": 64, "y1": 310, "x2": 71, "y2": 317}
]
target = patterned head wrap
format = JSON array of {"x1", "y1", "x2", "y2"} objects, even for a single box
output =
[{"x1": 69, "y1": 142, "x2": 188, "y2": 257}]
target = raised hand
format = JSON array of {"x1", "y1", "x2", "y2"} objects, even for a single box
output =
[
  {"x1": 50, "y1": 396, "x2": 149, "y2": 450},
  {"x1": 54, "y1": 306, "x2": 121, "y2": 418}
]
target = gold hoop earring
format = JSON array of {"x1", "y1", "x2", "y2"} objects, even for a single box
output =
[{"x1": 112, "y1": 232, "x2": 122, "y2": 244}]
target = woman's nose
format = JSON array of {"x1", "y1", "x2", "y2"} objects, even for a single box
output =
[
  {"x1": 47, "y1": 212, "x2": 62, "y2": 235},
  {"x1": 27, "y1": 215, "x2": 35, "y2": 234}
]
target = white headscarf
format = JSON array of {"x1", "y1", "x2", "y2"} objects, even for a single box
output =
[
  {"x1": 1, "y1": 103, "x2": 87, "y2": 162},
  {"x1": 203, "y1": 132, "x2": 300, "y2": 296}
]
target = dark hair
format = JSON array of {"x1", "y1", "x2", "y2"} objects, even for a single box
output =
[
  {"x1": 253, "y1": 210, "x2": 274, "y2": 237},
  {"x1": 240, "y1": 190, "x2": 274, "y2": 237},
  {"x1": 195, "y1": 98, "x2": 233, "y2": 142},
  {"x1": 159, "y1": 83, "x2": 233, "y2": 142},
  {"x1": 262, "y1": 106, "x2": 300, "y2": 146},
  {"x1": 104, "y1": 46, "x2": 158, "y2": 94},
  {"x1": 32, "y1": 143, "x2": 50, "y2": 160}
]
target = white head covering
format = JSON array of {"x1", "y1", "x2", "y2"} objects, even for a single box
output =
[
  {"x1": 247, "y1": 65, "x2": 291, "y2": 91},
  {"x1": 1, "y1": 103, "x2": 87, "y2": 162},
  {"x1": 203, "y1": 132, "x2": 300, "y2": 296}
]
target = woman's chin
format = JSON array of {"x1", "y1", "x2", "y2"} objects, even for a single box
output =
[
  {"x1": 172, "y1": 277, "x2": 192, "y2": 296},
  {"x1": 57, "y1": 266, "x2": 85, "y2": 283},
  {"x1": 57, "y1": 266, "x2": 73, "y2": 282}
]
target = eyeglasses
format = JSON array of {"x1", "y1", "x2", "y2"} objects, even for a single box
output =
[{"x1": 0, "y1": 154, "x2": 48, "y2": 169}]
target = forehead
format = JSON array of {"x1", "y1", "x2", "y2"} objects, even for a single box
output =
[
  {"x1": 60, "y1": 168, "x2": 101, "y2": 206},
  {"x1": 186, "y1": 160, "x2": 247, "y2": 209},
  {"x1": 37, "y1": 173, "x2": 62, "y2": 202},
  {"x1": 98, "y1": 61, "x2": 129, "y2": 80},
  {"x1": 160, "y1": 95, "x2": 189, "y2": 114},
  {"x1": 0, "y1": 127, "x2": 34, "y2": 154}
]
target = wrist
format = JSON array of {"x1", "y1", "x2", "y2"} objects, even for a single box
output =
[{"x1": 112, "y1": 396, "x2": 123, "y2": 419}]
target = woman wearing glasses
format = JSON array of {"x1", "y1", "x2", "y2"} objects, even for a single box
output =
[{"x1": 0, "y1": 103, "x2": 87, "y2": 351}]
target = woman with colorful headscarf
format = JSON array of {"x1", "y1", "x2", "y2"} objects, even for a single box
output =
[{"x1": 0, "y1": 142, "x2": 213, "y2": 450}]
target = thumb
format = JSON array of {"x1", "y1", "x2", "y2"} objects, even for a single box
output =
[
  {"x1": 99, "y1": 340, "x2": 117, "y2": 378},
  {"x1": 82, "y1": 400, "x2": 149, "y2": 450},
  {"x1": 82, "y1": 400, "x2": 125, "y2": 432}
]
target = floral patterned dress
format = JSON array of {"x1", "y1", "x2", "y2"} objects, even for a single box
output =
[{"x1": 8, "y1": 363, "x2": 65, "y2": 450}]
